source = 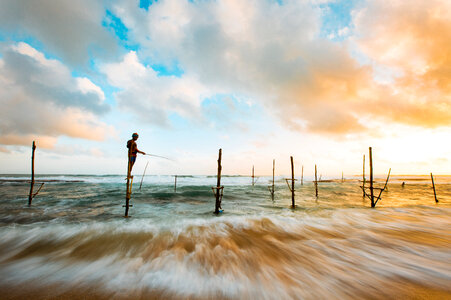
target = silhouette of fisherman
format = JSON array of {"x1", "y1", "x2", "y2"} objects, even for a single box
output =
[{"x1": 127, "y1": 133, "x2": 146, "y2": 175}]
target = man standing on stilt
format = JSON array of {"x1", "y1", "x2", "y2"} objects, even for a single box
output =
[{"x1": 127, "y1": 133, "x2": 146, "y2": 175}]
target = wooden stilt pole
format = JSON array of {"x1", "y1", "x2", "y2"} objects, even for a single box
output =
[
  {"x1": 369, "y1": 147, "x2": 375, "y2": 208},
  {"x1": 252, "y1": 165, "x2": 255, "y2": 186},
  {"x1": 174, "y1": 175, "x2": 177, "y2": 192},
  {"x1": 271, "y1": 159, "x2": 275, "y2": 200},
  {"x1": 28, "y1": 141, "x2": 36, "y2": 206},
  {"x1": 315, "y1": 164, "x2": 318, "y2": 198},
  {"x1": 431, "y1": 173, "x2": 438, "y2": 203},
  {"x1": 362, "y1": 155, "x2": 365, "y2": 197},
  {"x1": 342, "y1": 171, "x2": 344, "y2": 182},
  {"x1": 124, "y1": 156, "x2": 133, "y2": 217},
  {"x1": 290, "y1": 156, "x2": 295, "y2": 208},
  {"x1": 214, "y1": 149, "x2": 223, "y2": 214},
  {"x1": 301, "y1": 165, "x2": 304, "y2": 185}
]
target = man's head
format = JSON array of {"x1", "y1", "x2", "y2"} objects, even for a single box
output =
[{"x1": 132, "y1": 133, "x2": 139, "y2": 140}]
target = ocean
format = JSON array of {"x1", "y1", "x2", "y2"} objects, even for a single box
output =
[{"x1": 0, "y1": 174, "x2": 450, "y2": 299}]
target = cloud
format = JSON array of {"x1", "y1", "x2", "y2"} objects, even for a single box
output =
[
  {"x1": 101, "y1": 51, "x2": 210, "y2": 127},
  {"x1": 107, "y1": 0, "x2": 370, "y2": 133},
  {"x1": 76, "y1": 77, "x2": 106, "y2": 101},
  {"x1": 2, "y1": 42, "x2": 109, "y2": 113},
  {"x1": 0, "y1": 135, "x2": 57, "y2": 149},
  {"x1": 350, "y1": 0, "x2": 451, "y2": 129},
  {"x1": 108, "y1": 0, "x2": 451, "y2": 134},
  {"x1": 0, "y1": 0, "x2": 118, "y2": 66},
  {"x1": 0, "y1": 42, "x2": 114, "y2": 148}
]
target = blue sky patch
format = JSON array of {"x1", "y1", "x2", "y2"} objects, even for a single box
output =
[
  {"x1": 140, "y1": 0, "x2": 158, "y2": 11},
  {"x1": 151, "y1": 62, "x2": 184, "y2": 77},
  {"x1": 102, "y1": 10, "x2": 139, "y2": 51},
  {"x1": 319, "y1": 0, "x2": 361, "y2": 40},
  {"x1": 103, "y1": 10, "x2": 128, "y2": 41}
]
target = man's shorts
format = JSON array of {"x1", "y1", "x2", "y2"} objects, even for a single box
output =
[{"x1": 130, "y1": 156, "x2": 137, "y2": 164}]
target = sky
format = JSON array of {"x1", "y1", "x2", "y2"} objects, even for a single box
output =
[{"x1": 0, "y1": 0, "x2": 450, "y2": 176}]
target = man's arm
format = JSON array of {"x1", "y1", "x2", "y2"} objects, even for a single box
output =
[{"x1": 137, "y1": 147, "x2": 146, "y2": 155}]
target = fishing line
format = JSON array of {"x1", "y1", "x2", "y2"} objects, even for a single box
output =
[
  {"x1": 144, "y1": 154, "x2": 174, "y2": 161},
  {"x1": 139, "y1": 161, "x2": 149, "y2": 190}
]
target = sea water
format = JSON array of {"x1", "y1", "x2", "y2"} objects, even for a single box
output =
[{"x1": 0, "y1": 174, "x2": 450, "y2": 299}]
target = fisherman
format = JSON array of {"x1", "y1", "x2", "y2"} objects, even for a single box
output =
[{"x1": 127, "y1": 133, "x2": 146, "y2": 174}]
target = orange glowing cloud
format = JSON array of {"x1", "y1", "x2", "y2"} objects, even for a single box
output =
[{"x1": 352, "y1": 0, "x2": 451, "y2": 128}]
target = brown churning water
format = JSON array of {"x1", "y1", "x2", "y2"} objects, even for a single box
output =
[{"x1": 0, "y1": 174, "x2": 450, "y2": 299}]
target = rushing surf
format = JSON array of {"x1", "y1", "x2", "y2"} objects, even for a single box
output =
[{"x1": 0, "y1": 174, "x2": 450, "y2": 299}]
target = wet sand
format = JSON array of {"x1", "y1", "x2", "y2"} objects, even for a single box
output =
[{"x1": 1, "y1": 280, "x2": 450, "y2": 300}]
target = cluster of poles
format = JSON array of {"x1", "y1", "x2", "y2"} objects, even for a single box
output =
[
  {"x1": 24, "y1": 142, "x2": 441, "y2": 217},
  {"x1": 208, "y1": 147, "x2": 440, "y2": 215}
]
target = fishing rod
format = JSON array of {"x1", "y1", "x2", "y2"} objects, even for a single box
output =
[
  {"x1": 144, "y1": 153, "x2": 173, "y2": 161},
  {"x1": 139, "y1": 161, "x2": 149, "y2": 191}
]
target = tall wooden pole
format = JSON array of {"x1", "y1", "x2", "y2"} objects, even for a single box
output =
[
  {"x1": 362, "y1": 154, "x2": 366, "y2": 197},
  {"x1": 342, "y1": 171, "x2": 344, "y2": 182},
  {"x1": 315, "y1": 164, "x2": 318, "y2": 198},
  {"x1": 28, "y1": 141, "x2": 36, "y2": 206},
  {"x1": 301, "y1": 165, "x2": 304, "y2": 185},
  {"x1": 214, "y1": 149, "x2": 222, "y2": 214},
  {"x1": 252, "y1": 165, "x2": 255, "y2": 186},
  {"x1": 290, "y1": 156, "x2": 295, "y2": 208},
  {"x1": 271, "y1": 159, "x2": 275, "y2": 200},
  {"x1": 125, "y1": 155, "x2": 132, "y2": 217},
  {"x1": 431, "y1": 173, "x2": 438, "y2": 203},
  {"x1": 369, "y1": 147, "x2": 374, "y2": 208},
  {"x1": 174, "y1": 175, "x2": 177, "y2": 192}
]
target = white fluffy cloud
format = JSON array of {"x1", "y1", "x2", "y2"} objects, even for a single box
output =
[
  {"x1": 0, "y1": 42, "x2": 113, "y2": 148},
  {"x1": 107, "y1": 0, "x2": 369, "y2": 133},
  {"x1": 107, "y1": 0, "x2": 451, "y2": 134},
  {"x1": 101, "y1": 51, "x2": 210, "y2": 126},
  {"x1": 0, "y1": 0, "x2": 118, "y2": 66}
]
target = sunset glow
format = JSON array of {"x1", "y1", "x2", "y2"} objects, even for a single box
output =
[{"x1": 0, "y1": 0, "x2": 450, "y2": 175}]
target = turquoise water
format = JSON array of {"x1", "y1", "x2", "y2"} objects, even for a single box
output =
[{"x1": 0, "y1": 174, "x2": 450, "y2": 299}]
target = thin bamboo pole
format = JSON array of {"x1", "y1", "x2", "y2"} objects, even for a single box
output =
[
  {"x1": 290, "y1": 156, "x2": 295, "y2": 208},
  {"x1": 214, "y1": 149, "x2": 222, "y2": 214},
  {"x1": 375, "y1": 168, "x2": 391, "y2": 206},
  {"x1": 252, "y1": 165, "x2": 255, "y2": 186},
  {"x1": 139, "y1": 161, "x2": 149, "y2": 190},
  {"x1": 369, "y1": 147, "x2": 374, "y2": 208},
  {"x1": 431, "y1": 173, "x2": 438, "y2": 203},
  {"x1": 271, "y1": 159, "x2": 275, "y2": 200},
  {"x1": 342, "y1": 171, "x2": 344, "y2": 182},
  {"x1": 315, "y1": 164, "x2": 318, "y2": 198},
  {"x1": 174, "y1": 175, "x2": 177, "y2": 192},
  {"x1": 28, "y1": 141, "x2": 36, "y2": 206}
]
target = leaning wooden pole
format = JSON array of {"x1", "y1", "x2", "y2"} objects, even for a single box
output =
[
  {"x1": 369, "y1": 147, "x2": 375, "y2": 208},
  {"x1": 28, "y1": 141, "x2": 36, "y2": 206},
  {"x1": 431, "y1": 173, "x2": 438, "y2": 203},
  {"x1": 314, "y1": 164, "x2": 318, "y2": 198},
  {"x1": 139, "y1": 161, "x2": 149, "y2": 191},
  {"x1": 374, "y1": 168, "x2": 391, "y2": 206},
  {"x1": 214, "y1": 149, "x2": 222, "y2": 214},
  {"x1": 362, "y1": 154, "x2": 366, "y2": 197},
  {"x1": 290, "y1": 156, "x2": 295, "y2": 208}
]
